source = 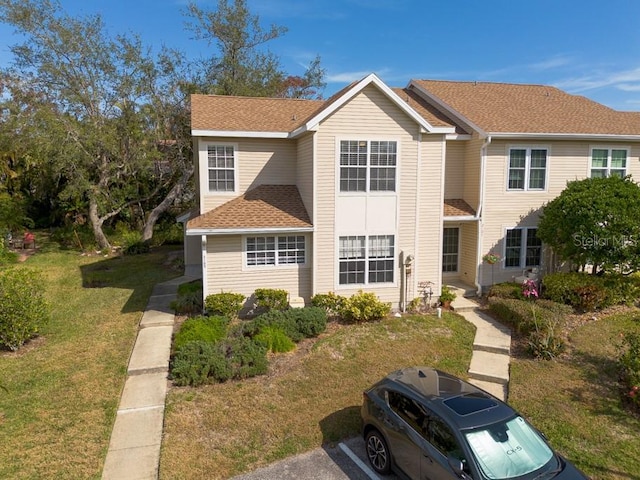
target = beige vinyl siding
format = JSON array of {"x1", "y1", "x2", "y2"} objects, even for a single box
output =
[
  {"x1": 460, "y1": 222, "x2": 478, "y2": 285},
  {"x1": 313, "y1": 85, "x2": 440, "y2": 307},
  {"x1": 199, "y1": 137, "x2": 298, "y2": 213},
  {"x1": 463, "y1": 134, "x2": 483, "y2": 211},
  {"x1": 444, "y1": 141, "x2": 465, "y2": 199},
  {"x1": 415, "y1": 135, "x2": 445, "y2": 299},
  {"x1": 296, "y1": 132, "x2": 314, "y2": 220},
  {"x1": 204, "y1": 234, "x2": 312, "y2": 302},
  {"x1": 480, "y1": 140, "x2": 640, "y2": 285}
]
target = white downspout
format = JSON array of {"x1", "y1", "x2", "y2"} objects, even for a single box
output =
[{"x1": 475, "y1": 135, "x2": 491, "y2": 296}]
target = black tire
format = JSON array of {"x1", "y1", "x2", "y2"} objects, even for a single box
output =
[{"x1": 365, "y1": 429, "x2": 391, "y2": 475}]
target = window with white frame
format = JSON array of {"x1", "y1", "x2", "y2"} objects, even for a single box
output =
[
  {"x1": 208, "y1": 145, "x2": 235, "y2": 192},
  {"x1": 590, "y1": 148, "x2": 627, "y2": 178},
  {"x1": 504, "y1": 228, "x2": 542, "y2": 268},
  {"x1": 246, "y1": 235, "x2": 305, "y2": 267},
  {"x1": 338, "y1": 235, "x2": 395, "y2": 284},
  {"x1": 508, "y1": 148, "x2": 547, "y2": 190},
  {"x1": 340, "y1": 140, "x2": 397, "y2": 192}
]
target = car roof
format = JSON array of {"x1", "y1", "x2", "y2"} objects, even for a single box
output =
[{"x1": 375, "y1": 367, "x2": 516, "y2": 430}]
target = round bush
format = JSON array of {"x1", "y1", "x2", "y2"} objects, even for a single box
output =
[
  {"x1": 254, "y1": 325, "x2": 296, "y2": 353},
  {"x1": 222, "y1": 336, "x2": 268, "y2": 379}
]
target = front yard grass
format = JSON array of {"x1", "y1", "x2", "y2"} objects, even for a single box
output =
[
  {"x1": 509, "y1": 310, "x2": 640, "y2": 479},
  {"x1": 160, "y1": 313, "x2": 476, "y2": 479},
  {"x1": 0, "y1": 241, "x2": 179, "y2": 479}
]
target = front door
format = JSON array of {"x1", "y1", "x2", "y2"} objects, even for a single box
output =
[{"x1": 442, "y1": 227, "x2": 459, "y2": 274}]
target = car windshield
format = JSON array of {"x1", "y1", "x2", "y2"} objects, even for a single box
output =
[{"x1": 464, "y1": 416, "x2": 554, "y2": 479}]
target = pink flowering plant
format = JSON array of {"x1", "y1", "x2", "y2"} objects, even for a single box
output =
[{"x1": 522, "y1": 279, "x2": 539, "y2": 299}]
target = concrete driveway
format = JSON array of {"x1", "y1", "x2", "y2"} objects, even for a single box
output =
[{"x1": 230, "y1": 437, "x2": 400, "y2": 480}]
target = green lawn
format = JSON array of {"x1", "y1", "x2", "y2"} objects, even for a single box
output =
[
  {"x1": 0, "y1": 243, "x2": 180, "y2": 479},
  {"x1": 160, "y1": 313, "x2": 476, "y2": 479},
  {"x1": 509, "y1": 311, "x2": 640, "y2": 479}
]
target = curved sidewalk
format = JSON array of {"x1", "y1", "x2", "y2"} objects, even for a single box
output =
[{"x1": 102, "y1": 276, "x2": 194, "y2": 480}]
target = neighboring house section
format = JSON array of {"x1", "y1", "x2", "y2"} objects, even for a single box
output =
[{"x1": 185, "y1": 73, "x2": 640, "y2": 310}]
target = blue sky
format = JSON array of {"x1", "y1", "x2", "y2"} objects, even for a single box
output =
[{"x1": 1, "y1": 0, "x2": 640, "y2": 110}]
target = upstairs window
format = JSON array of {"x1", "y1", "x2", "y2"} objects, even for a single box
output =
[
  {"x1": 591, "y1": 148, "x2": 627, "y2": 178},
  {"x1": 504, "y1": 228, "x2": 542, "y2": 268},
  {"x1": 208, "y1": 145, "x2": 235, "y2": 192},
  {"x1": 340, "y1": 140, "x2": 397, "y2": 192},
  {"x1": 508, "y1": 148, "x2": 547, "y2": 191}
]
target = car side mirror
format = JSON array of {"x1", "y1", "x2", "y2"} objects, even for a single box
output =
[{"x1": 447, "y1": 456, "x2": 471, "y2": 479}]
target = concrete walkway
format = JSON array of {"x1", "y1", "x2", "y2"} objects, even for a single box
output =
[
  {"x1": 449, "y1": 288, "x2": 512, "y2": 400},
  {"x1": 102, "y1": 276, "x2": 194, "y2": 480}
]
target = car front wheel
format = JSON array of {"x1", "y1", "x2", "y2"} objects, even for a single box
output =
[{"x1": 365, "y1": 429, "x2": 391, "y2": 474}]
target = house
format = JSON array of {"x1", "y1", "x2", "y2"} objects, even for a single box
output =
[{"x1": 183, "y1": 73, "x2": 640, "y2": 310}]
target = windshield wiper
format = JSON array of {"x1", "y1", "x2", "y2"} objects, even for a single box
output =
[{"x1": 533, "y1": 455, "x2": 563, "y2": 480}]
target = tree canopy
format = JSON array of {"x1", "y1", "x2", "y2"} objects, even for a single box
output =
[
  {"x1": 537, "y1": 175, "x2": 640, "y2": 274},
  {"x1": 0, "y1": 0, "x2": 326, "y2": 250}
]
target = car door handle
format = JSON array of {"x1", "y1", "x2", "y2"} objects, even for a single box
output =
[{"x1": 423, "y1": 453, "x2": 433, "y2": 463}]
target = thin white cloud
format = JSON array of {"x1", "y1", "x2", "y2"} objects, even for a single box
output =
[
  {"x1": 555, "y1": 67, "x2": 640, "y2": 93},
  {"x1": 529, "y1": 55, "x2": 572, "y2": 71}
]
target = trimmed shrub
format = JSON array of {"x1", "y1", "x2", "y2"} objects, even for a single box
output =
[
  {"x1": 173, "y1": 315, "x2": 229, "y2": 353},
  {"x1": 339, "y1": 290, "x2": 391, "y2": 323},
  {"x1": 254, "y1": 288, "x2": 289, "y2": 312},
  {"x1": 0, "y1": 268, "x2": 49, "y2": 350},
  {"x1": 221, "y1": 336, "x2": 268, "y2": 379},
  {"x1": 488, "y1": 282, "x2": 525, "y2": 300},
  {"x1": 242, "y1": 307, "x2": 327, "y2": 343},
  {"x1": 288, "y1": 307, "x2": 327, "y2": 338},
  {"x1": 254, "y1": 325, "x2": 296, "y2": 353},
  {"x1": 242, "y1": 310, "x2": 303, "y2": 342},
  {"x1": 170, "y1": 340, "x2": 232, "y2": 386},
  {"x1": 542, "y1": 272, "x2": 640, "y2": 311},
  {"x1": 204, "y1": 292, "x2": 245, "y2": 318},
  {"x1": 311, "y1": 292, "x2": 346, "y2": 317}
]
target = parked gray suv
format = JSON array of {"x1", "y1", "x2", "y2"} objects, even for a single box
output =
[{"x1": 361, "y1": 367, "x2": 588, "y2": 480}]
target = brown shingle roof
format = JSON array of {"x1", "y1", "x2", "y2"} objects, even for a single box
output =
[
  {"x1": 191, "y1": 95, "x2": 323, "y2": 132},
  {"x1": 187, "y1": 185, "x2": 312, "y2": 231},
  {"x1": 444, "y1": 199, "x2": 476, "y2": 217},
  {"x1": 391, "y1": 87, "x2": 464, "y2": 132},
  {"x1": 412, "y1": 80, "x2": 640, "y2": 135}
]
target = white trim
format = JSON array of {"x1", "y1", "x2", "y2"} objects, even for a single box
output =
[
  {"x1": 446, "y1": 134, "x2": 472, "y2": 140},
  {"x1": 491, "y1": 132, "x2": 640, "y2": 141},
  {"x1": 588, "y1": 145, "x2": 630, "y2": 178},
  {"x1": 335, "y1": 137, "x2": 401, "y2": 194},
  {"x1": 443, "y1": 215, "x2": 477, "y2": 222},
  {"x1": 192, "y1": 129, "x2": 288, "y2": 138},
  {"x1": 335, "y1": 233, "x2": 398, "y2": 288},
  {"x1": 242, "y1": 234, "x2": 309, "y2": 270},
  {"x1": 312, "y1": 131, "x2": 318, "y2": 297},
  {"x1": 506, "y1": 145, "x2": 549, "y2": 192},
  {"x1": 199, "y1": 140, "x2": 239, "y2": 195},
  {"x1": 502, "y1": 226, "x2": 542, "y2": 270},
  {"x1": 187, "y1": 227, "x2": 314, "y2": 236},
  {"x1": 292, "y1": 74, "x2": 455, "y2": 138}
]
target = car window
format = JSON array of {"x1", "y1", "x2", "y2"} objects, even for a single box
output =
[
  {"x1": 388, "y1": 391, "x2": 427, "y2": 434},
  {"x1": 428, "y1": 416, "x2": 464, "y2": 459}
]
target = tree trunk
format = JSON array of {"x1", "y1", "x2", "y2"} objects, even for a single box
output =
[
  {"x1": 88, "y1": 196, "x2": 111, "y2": 250},
  {"x1": 141, "y1": 167, "x2": 193, "y2": 242}
]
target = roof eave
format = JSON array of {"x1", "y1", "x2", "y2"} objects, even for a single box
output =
[
  {"x1": 192, "y1": 129, "x2": 289, "y2": 139},
  {"x1": 443, "y1": 215, "x2": 478, "y2": 222},
  {"x1": 489, "y1": 132, "x2": 640, "y2": 141},
  {"x1": 186, "y1": 226, "x2": 314, "y2": 236}
]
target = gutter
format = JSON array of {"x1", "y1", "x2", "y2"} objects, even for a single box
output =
[{"x1": 475, "y1": 135, "x2": 491, "y2": 296}]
